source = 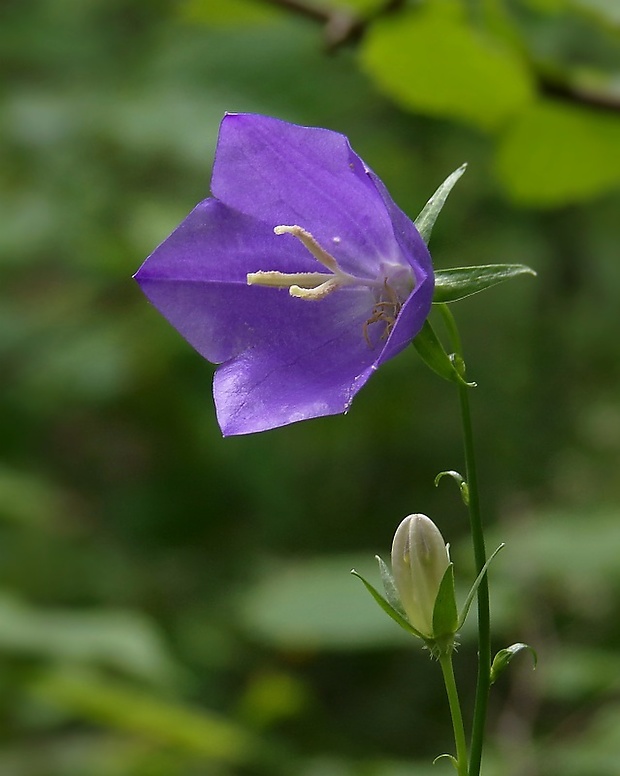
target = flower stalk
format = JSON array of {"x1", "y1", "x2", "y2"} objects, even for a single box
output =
[
  {"x1": 439, "y1": 303, "x2": 490, "y2": 776},
  {"x1": 439, "y1": 653, "x2": 469, "y2": 776}
]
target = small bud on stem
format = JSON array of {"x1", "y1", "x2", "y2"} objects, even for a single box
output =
[{"x1": 391, "y1": 514, "x2": 450, "y2": 639}]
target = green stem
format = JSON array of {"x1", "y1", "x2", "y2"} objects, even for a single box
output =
[
  {"x1": 439, "y1": 305, "x2": 490, "y2": 776},
  {"x1": 439, "y1": 653, "x2": 468, "y2": 776}
]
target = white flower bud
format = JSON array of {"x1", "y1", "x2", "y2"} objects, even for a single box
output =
[{"x1": 391, "y1": 514, "x2": 450, "y2": 639}]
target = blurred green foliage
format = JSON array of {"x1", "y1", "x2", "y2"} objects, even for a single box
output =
[{"x1": 1, "y1": 0, "x2": 620, "y2": 774}]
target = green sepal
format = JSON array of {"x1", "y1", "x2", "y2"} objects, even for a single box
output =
[
  {"x1": 415, "y1": 164, "x2": 467, "y2": 244},
  {"x1": 375, "y1": 555, "x2": 407, "y2": 619},
  {"x1": 435, "y1": 470, "x2": 470, "y2": 506},
  {"x1": 490, "y1": 642, "x2": 538, "y2": 685},
  {"x1": 412, "y1": 320, "x2": 475, "y2": 387},
  {"x1": 457, "y1": 543, "x2": 505, "y2": 629},
  {"x1": 433, "y1": 264, "x2": 536, "y2": 304},
  {"x1": 350, "y1": 569, "x2": 425, "y2": 640},
  {"x1": 432, "y1": 563, "x2": 459, "y2": 639}
]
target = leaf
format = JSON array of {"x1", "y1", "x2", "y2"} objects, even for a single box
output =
[
  {"x1": 238, "y1": 556, "x2": 414, "y2": 650},
  {"x1": 435, "y1": 470, "x2": 470, "y2": 506},
  {"x1": 180, "y1": 0, "x2": 280, "y2": 25},
  {"x1": 571, "y1": 0, "x2": 620, "y2": 27},
  {"x1": 31, "y1": 667, "x2": 258, "y2": 762},
  {"x1": 544, "y1": 646, "x2": 620, "y2": 700},
  {"x1": 523, "y1": 0, "x2": 567, "y2": 11},
  {"x1": 361, "y1": 5, "x2": 534, "y2": 131},
  {"x1": 415, "y1": 164, "x2": 467, "y2": 244},
  {"x1": 412, "y1": 320, "x2": 474, "y2": 386},
  {"x1": 0, "y1": 465, "x2": 66, "y2": 527},
  {"x1": 490, "y1": 642, "x2": 538, "y2": 684},
  {"x1": 432, "y1": 564, "x2": 458, "y2": 638},
  {"x1": 433, "y1": 264, "x2": 537, "y2": 303},
  {"x1": 350, "y1": 569, "x2": 425, "y2": 640},
  {"x1": 433, "y1": 753, "x2": 459, "y2": 768},
  {"x1": 0, "y1": 593, "x2": 180, "y2": 685},
  {"x1": 376, "y1": 555, "x2": 407, "y2": 617},
  {"x1": 496, "y1": 100, "x2": 620, "y2": 206},
  {"x1": 458, "y1": 544, "x2": 505, "y2": 629}
]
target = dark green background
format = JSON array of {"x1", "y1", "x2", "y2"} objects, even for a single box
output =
[{"x1": 1, "y1": 1, "x2": 620, "y2": 774}]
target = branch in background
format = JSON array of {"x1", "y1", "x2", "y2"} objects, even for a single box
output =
[
  {"x1": 540, "y1": 79, "x2": 620, "y2": 114},
  {"x1": 254, "y1": 0, "x2": 620, "y2": 112},
  {"x1": 254, "y1": 0, "x2": 405, "y2": 50}
]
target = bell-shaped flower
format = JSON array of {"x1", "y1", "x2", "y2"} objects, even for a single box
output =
[
  {"x1": 391, "y1": 514, "x2": 451, "y2": 639},
  {"x1": 134, "y1": 113, "x2": 434, "y2": 435}
]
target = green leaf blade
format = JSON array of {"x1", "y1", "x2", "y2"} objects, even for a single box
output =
[
  {"x1": 433, "y1": 264, "x2": 537, "y2": 304},
  {"x1": 415, "y1": 164, "x2": 467, "y2": 245},
  {"x1": 375, "y1": 555, "x2": 406, "y2": 618},
  {"x1": 496, "y1": 100, "x2": 620, "y2": 206},
  {"x1": 361, "y1": 7, "x2": 534, "y2": 131},
  {"x1": 458, "y1": 544, "x2": 505, "y2": 629},
  {"x1": 350, "y1": 569, "x2": 425, "y2": 640},
  {"x1": 432, "y1": 564, "x2": 458, "y2": 639},
  {"x1": 412, "y1": 320, "x2": 473, "y2": 386},
  {"x1": 490, "y1": 642, "x2": 538, "y2": 684}
]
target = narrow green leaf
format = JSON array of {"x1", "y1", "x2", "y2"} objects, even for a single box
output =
[
  {"x1": 412, "y1": 320, "x2": 475, "y2": 386},
  {"x1": 32, "y1": 668, "x2": 258, "y2": 762},
  {"x1": 434, "y1": 470, "x2": 470, "y2": 506},
  {"x1": 350, "y1": 569, "x2": 425, "y2": 639},
  {"x1": 433, "y1": 264, "x2": 536, "y2": 303},
  {"x1": 375, "y1": 555, "x2": 406, "y2": 617},
  {"x1": 458, "y1": 543, "x2": 505, "y2": 629},
  {"x1": 433, "y1": 753, "x2": 459, "y2": 768},
  {"x1": 432, "y1": 564, "x2": 458, "y2": 638},
  {"x1": 415, "y1": 164, "x2": 467, "y2": 244},
  {"x1": 490, "y1": 642, "x2": 538, "y2": 684}
]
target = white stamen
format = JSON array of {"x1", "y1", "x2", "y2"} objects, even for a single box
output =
[
  {"x1": 273, "y1": 225, "x2": 340, "y2": 273},
  {"x1": 289, "y1": 277, "x2": 341, "y2": 300},
  {"x1": 246, "y1": 224, "x2": 372, "y2": 302},
  {"x1": 247, "y1": 270, "x2": 331, "y2": 289}
]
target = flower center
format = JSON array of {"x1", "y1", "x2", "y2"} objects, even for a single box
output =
[
  {"x1": 247, "y1": 225, "x2": 361, "y2": 300},
  {"x1": 247, "y1": 225, "x2": 415, "y2": 347},
  {"x1": 363, "y1": 278, "x2": 403, "y2": 347}
]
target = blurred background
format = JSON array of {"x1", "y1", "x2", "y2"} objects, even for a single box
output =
[{"x1": 2, "y1": 0, "x2": 620, "y2": 774}]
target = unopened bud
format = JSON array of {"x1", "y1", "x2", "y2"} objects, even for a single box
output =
[{"x1": 391, "y1": 514, "x2": 450, "y2": 639}]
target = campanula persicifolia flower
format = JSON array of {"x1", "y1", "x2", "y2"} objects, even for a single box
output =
[{"x1": 134, "y1": 113, "x2": 434, "y2": 435}]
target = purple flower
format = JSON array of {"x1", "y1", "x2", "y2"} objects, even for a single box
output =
[{"x1": 134, "y1": 114, "x2": 434, "y2": 435}]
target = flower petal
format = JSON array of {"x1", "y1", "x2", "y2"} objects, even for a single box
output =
[
  {"x1": 135, "y1": 199, "x2": 387, "y2": 434},
  {"x1": 366, "y1": 169, "x2": 435, "y2": 366},
  {"x1": 211, "y1": 113, "x2": 401, "y2": 278},
  {"x1": 367, "y1": 169, "x2": 434, "y2": 281},
  {"x1": 376, "y1": 276, "x2": 434, "y2": 367},
  {"x1": 213, "y1": 288, "x2": 380, "y2": 435},
  {"x1": 134, "y1": 199, "x2": 323, "y2": 363}
]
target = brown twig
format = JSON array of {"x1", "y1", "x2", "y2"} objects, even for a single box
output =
[
  {"x1": 253, "y1": 0, "x2": 405, "y2": 50},
  {"x1": 540, "y1": 78, "x2": 620, "y2": 114},
  {"x1": 254, "y1": 0, "x2": 620, "y2": 112}
]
